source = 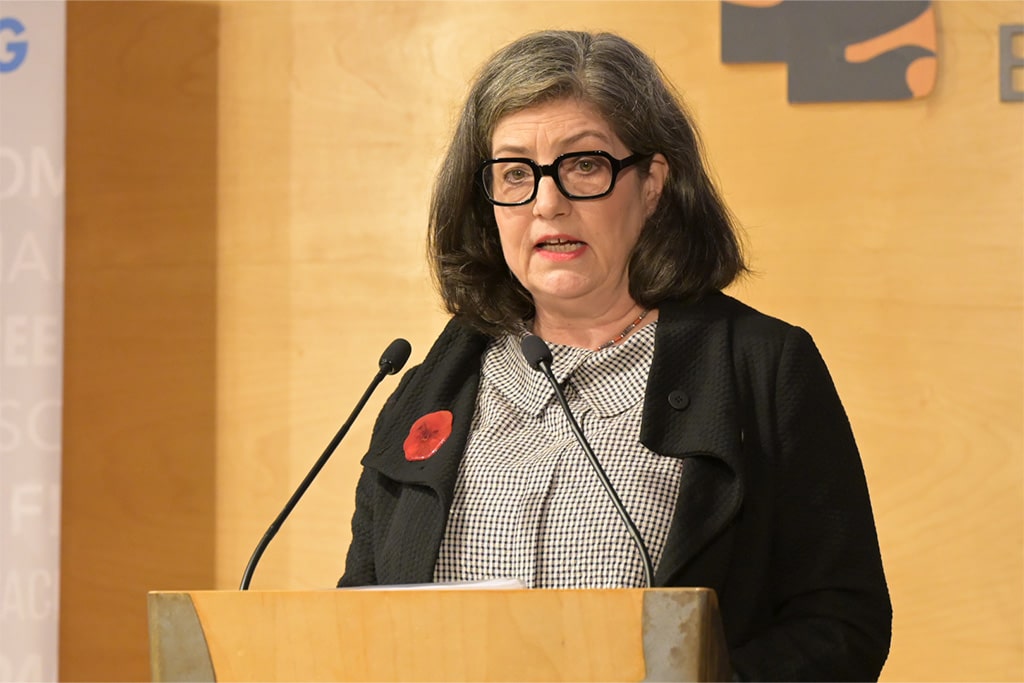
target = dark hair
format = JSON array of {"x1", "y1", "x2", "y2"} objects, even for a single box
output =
[{"x1": 428, "y1": 30, "x2": 747, "y2": 336}]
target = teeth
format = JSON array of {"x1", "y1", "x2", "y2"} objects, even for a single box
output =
[{"x1": 539, "y1": 241, "x2": 581, "y2": 253}]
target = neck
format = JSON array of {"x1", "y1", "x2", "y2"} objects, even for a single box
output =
[{"x1": 532, "y1": 302, "x2": 656, "y2": 351}]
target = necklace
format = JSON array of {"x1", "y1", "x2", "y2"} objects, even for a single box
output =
[{"x1": 596, "y1": 309, "x2": 649, "y2": 351}]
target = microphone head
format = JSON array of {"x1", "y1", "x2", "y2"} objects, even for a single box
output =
[
  {"x1": 520, "y1": 334, "x2": 553, "y2": 371},
  {"x1": 379, "y1": 338, "x2": 412, "y2": 375}
]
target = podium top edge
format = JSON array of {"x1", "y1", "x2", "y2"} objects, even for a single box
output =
[{"x1": 148, "y1": 587, "x2": 715, "y2": 596}]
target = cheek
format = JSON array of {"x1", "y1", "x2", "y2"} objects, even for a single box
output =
[
  {"x1": 494, "y1": 213, "x2": 529, "y2": 275},
  {"x1": 599, "y1": 194, "x2": 646, "y2": 251},
  {"x1": 495, "y1": 210, "x2": 530, "y2": 249}
]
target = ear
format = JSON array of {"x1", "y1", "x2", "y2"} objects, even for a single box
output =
[{"x1": 642, "y1": 153, "x2": 669, "y2": 219}]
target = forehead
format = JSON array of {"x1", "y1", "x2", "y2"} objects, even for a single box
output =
[{"x1": 490, "y1": 98, "x2": 619, "y2": 152}]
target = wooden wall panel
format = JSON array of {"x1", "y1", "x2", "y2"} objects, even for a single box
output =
[
  {"x1": 221, "y1": 2, "x2": 1024, "y2": 680},
  {"x1": 213, "y1": 0, "x2": 296, "y2": 596},
  {"x1": 62, "y1": 1, "x2": 1022, "y2": 680},
  {"x1": 61, "y1": 1, "x2": 220, "y2": 680}
]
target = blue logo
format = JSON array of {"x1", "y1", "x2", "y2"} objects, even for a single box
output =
[{"x1": 0, "y1": 17, "x2": 28, "y2": 73}]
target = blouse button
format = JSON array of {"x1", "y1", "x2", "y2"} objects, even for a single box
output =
[{"x1": 668, "y1": 390, "x2": 690, "y2": 411}]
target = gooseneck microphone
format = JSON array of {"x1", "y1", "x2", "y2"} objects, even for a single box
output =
[
  {"x1": 239, "y1": 338, "x2": 412, "y2": 590},
  {"x1": 520, "y1": 334, "x2": 655, "y2": 587}
]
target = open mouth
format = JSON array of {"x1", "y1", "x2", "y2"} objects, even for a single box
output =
[{"x1": 536, "y1": 237, "x2": 586, "y2": 253}]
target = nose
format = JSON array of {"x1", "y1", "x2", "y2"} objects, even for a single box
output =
[{"x1": 532, "y1": 175, "x2": 570, "y2": 219}]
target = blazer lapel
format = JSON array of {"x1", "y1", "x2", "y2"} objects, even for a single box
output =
[
  {"x1": 359, "y1": 321, "x2": 489, "y2": 582},
  {"x1": 643, "y1": 297, "x2": 745, "y2": 585},
  {"x1": 361, "y1": 321, "x2": 489, "y2": 509}
]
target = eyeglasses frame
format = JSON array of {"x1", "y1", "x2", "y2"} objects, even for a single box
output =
[{"x1": 479, "y1": 150, "x2": 651, "y2": 207}]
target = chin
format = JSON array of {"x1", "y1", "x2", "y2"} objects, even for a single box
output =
[
  {"x1": 529, "y1": 272, "x2": 596, "y2": 298},
  {"x1": 529, "y1": 282, "x2": 585, "y2": 300}
]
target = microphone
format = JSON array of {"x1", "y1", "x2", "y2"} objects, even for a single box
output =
[
  {"x1": 239, "y1": 338, "x2": 412, "y2": 590},
  {"x1": 520, "y1": 334, "x2": 655, "y2": 587}
]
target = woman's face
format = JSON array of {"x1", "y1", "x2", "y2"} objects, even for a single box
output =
[{"x1": 489, "y1": 98, "x2": 667, "y2": 317}]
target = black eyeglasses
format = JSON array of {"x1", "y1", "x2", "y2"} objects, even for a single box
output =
[{"x1": 479, "y1": 150, "x2": 650, "y2": 206}]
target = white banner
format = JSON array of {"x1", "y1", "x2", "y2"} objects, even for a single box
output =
[{"x1": 0, "y1": 1, "x2": 66, "y2": 680}]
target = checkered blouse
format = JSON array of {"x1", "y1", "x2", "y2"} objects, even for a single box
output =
[{"x1": 433, "y1": 322, "x2": 684, "y2": 588}]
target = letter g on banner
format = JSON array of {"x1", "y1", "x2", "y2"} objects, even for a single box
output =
[{"x1": 0, "y1": 16, "x2": 28, "y2": 73}]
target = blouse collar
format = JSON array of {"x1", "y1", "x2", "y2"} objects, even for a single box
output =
[{"x1": 483, "y1": 322, "x2": 658, "y2": 419}]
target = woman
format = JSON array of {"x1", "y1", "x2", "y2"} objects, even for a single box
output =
[{"x1": 339, "y1": 30, "x2": 891, "y2": 680}]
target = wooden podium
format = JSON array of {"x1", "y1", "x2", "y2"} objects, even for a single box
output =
[{"x1": 147, "y1": 588, "x2": 733, "y2": 682}]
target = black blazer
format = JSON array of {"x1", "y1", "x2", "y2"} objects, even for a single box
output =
[{"x1": 339, "y1": 293, "x2": 892, "y2": 681}]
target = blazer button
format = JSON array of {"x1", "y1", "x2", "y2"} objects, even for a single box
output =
[{"x1": 668, "y1": 390, "x2": 690, "y2": 411}]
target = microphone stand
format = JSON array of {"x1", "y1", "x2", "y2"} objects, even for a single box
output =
[
  {"x1": 239, "y1": 339, "x2": 411, "y2": 590},
  {"x1": 521, "y1": 334, "x2": 655, "y2": 588}
]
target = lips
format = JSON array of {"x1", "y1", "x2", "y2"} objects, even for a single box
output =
[{"x1": 536, "y1": 236, "x2": 586, "y2": 252}]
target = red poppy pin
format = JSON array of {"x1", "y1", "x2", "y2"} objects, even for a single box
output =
[{"x1": 403, "y1": 410, "x2": 453, "y2": 461}]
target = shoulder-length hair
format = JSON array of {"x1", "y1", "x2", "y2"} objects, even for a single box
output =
[{"x1": 428, "y1": 30, "x2": 747, "y2": 336}]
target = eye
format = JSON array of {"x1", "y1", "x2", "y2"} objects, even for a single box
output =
[
  {"x1": 503, "y1": 167, "x2": 530, "y2": 183},
  {"x1": 566, "y1": 155, "x2": 607, "y2": 175},
  {"x1": 489, "y1": 161, "x2": 533, "y2": 187}
]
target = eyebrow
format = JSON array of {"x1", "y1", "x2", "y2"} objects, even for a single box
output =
[{"x1": 492, "y1": 129, "x2": 613, "y2": 158}]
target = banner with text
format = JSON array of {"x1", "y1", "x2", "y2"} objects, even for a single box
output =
[{"x1": 0, "y1": 1, "x2": 66, "y2": 680}]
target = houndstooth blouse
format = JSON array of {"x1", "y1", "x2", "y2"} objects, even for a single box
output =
[{"x1": 433, "y1": 322, "x2": 684, "y2": 588}]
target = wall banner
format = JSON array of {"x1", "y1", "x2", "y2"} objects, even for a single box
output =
[{"x1": 0, "y1": 0, "x2": 66, "y2": 680}]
